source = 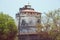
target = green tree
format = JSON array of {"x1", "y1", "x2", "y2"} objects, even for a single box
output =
[{"x1": 0, "y1": 12, "x2": 17, "y2": 40}]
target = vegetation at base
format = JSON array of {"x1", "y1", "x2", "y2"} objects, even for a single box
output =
[{"x1": 0, "y1": 12, "x2": 17, "y2": 40}]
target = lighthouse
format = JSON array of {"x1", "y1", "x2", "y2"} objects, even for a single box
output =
[{"x1": 16, "y1": 4, "x2": 41, "y2": 34}]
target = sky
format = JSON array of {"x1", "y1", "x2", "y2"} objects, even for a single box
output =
[{"x1": 0, "y1": 0, "x2": 60, "y2": 19}]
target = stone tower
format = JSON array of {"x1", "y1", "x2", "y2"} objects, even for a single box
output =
[{"x1": 16, "y1": 4, "x2": 41, "y2": 34}]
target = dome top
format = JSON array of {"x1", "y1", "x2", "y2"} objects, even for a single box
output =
[
  {"x1": 24, "y1": 5, "x2": 31, "y2": 8},
  {"x1": 24, "y1": 1, "x2": 31, "y2": 8},
  {"x1": 19, "y1": 4, "x2": 34, "y2": 11}
]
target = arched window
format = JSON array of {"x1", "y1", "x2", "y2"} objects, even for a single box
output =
[
  {"x1": 37, "y1": 19, "x2": 40, "y2": 23},
  {"x1": 21, "y1": 19, "x2": 26, "y2": 26}
]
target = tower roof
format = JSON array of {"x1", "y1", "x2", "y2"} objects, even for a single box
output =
[
  {"x1": 19, "y1": 4, "x2": 41, "y2": 14},
  {"x1": 19, "y1": 4, "x2": 34, "y2": 11}
]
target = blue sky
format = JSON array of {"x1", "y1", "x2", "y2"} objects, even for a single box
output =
[{"x1": 0, "y1": 0, "x2": 60, "y2": 19}]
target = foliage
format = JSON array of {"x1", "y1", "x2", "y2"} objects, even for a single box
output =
[
  {"x1": 0, "y1": 12, "x2": 17, "y2": 40},
  {"x1": 36, "y1": 23, "x2": 43, "y2": 32},
  {"x1": 44, "y1": 8, "x2": 60, "y2": 40}
]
